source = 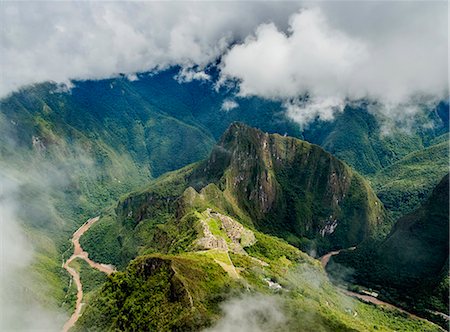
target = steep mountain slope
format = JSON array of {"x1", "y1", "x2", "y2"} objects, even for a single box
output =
[
  {"x1": 329, "y1": 174, "x2": 449, "y2": 321},
  {"x1": 370, "y1": 139, "x2": 449, "y2": 217},
  {"x1": 75, "y1": 125, "x2": 441, "y2": 331},
  {"x1": 1, "y1": 80, "x2": 215, "y2": 180},
  {"x1": 191, "y1": 123, "x2": 390, "y2": 253},
  {"x1": 303, "y1": 101, "x2": 449, "y2": 175},
  {"x1": 82, "y1": 123, "x2": 389, "y2": 267}
]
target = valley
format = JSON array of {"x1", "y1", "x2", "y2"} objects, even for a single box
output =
[
  {"x1": 3, "y1": 88, "x2": 447, "y2": 331},
  {"x1": 2, "y1": 4, "x2": 448, "y2": 331},
  {"x1": 327, "y1": 174, "x2": 449, "y2": 330},
  {"x1": 62, "y1": 217, "x2": 115, "y2": 332},
  {"x1": 320, "y1": 248, "x2": 434, "y2": 326},
  {"x1": 69, "y1": 124, "x2": 446, "y2": 332},
  {"x1": 0, "y1": 63, "x2": 447, "y2": 332}
]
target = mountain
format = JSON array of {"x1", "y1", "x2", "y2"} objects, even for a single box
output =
[
  {"x1": 329, "y1": 174, "x2": 449, "y2": 322},
  {"x1": 0, "y1": 68, "x2": 447, "y2": 326},
  {"x1": 303, "y1": 101, "x2": 449, "y2": 176},
  {"x1": 81, "y1": 122, "x2": 390, "y2": 268},
  {"x1": 2, "y1": 73, "x2": 446, "y2": 222},
  {"x1": 370, "y1": 138, "x2": 449, "y2": 217},
  {"x1": 74, "y1": 124, "x2": 442, "y2": 332},
  {"x1": 190, "y1": 122, "x2": 390, "y2": 253}
]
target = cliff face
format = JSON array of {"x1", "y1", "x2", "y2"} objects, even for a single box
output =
[
  {"x1": 88, "y1": 123, "x2": 388, "y2": 263},
  {"x1": 378, "y1": 173, "x2": 449, "y2": 279},
  {"x1": 190, "y1": 123, "x2": 388, "y2": 254}
]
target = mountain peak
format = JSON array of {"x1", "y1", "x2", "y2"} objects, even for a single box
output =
[
  {"x1": 219, "y1": 121, "x2": 267, "y2": 145},
  {"x1": 191, "y1": 124, "x2": 388, "y2": 254}
]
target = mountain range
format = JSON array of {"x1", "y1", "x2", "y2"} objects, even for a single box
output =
[
  {"x1": 76, "y1": 123, "x2": 444, "y2": 331},
  {"x1": 0, "y1": 69, "x2": 448, "y2": 331}
]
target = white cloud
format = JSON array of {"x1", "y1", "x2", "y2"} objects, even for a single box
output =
[
  {"x1": 284, "y1": 97, "x2": 344, "y2": 129},
  {"x1": 0, "y1": 2, "x2": 447, "y2": 126},
  {"x1": 221, "y1": 99, "x2": 239, "y2": 112},
  {"x1": 220, "y1": 4, "x2": 448, "y2": 126},
  {"x1": 204, "y1": 295, "x2": 286, "y2": 332},
  {"x1": 221, "y1": 8, "x2": 367, "y2": 100},
  {"x1": 0, "y1": 2, "x2": 298, "y2": 97},
  {"x1": 126, "y1": 73, "x2": 139, "y2": 82},
  {"x1": 174, "y1": 67, "x2": 211, "y2": 83}
]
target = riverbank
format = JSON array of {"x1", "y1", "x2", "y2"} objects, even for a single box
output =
[
  {"x1": 62, "y1": 217, "x2": 116, "y2": 332},
  {"x1": 320, "y1": 249, "x2": 447, "y2": 331}
]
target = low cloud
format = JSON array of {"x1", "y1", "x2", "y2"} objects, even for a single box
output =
[
  {"x1": 204, "y1": 294, "x2": 287, "y2": 332},
  {"x1": 0, "y1": 170, "x2": 66, "y2": 332},
  {"x1": 1, "y1": 2, "x2": 447, "y2": 128},
  {"x1": 220, "y1": 5, "x2": 448, "y2": 126},
  {"x1": 0, "y1": 2, "x2": 298, "y2": 97},
  {"x1": 221, "y1": 99, "x2": 239, "y2": 112},
  {"x1": 175, "y1": 67, "x2": 211, "y2": 83}
]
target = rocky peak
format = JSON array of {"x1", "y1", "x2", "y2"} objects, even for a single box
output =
[{"x1": 193, "y1": 122, "x2": 387, "y2": 253}]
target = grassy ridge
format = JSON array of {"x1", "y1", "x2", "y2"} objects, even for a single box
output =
[
  {"x1": 78, "y1": 217, "x2": 442, "y2": 331},
  {"x1": 74, "y1": 254, "x2": 239, "y2": 331}
]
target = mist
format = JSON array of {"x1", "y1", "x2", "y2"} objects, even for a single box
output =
[
  {"x1": 204, "y1": 294, "x2": 287, "y2": 332},
  {"x1": 0, "y1": 170, "x2": 66, "y2": 331},
  {"x1": 0, "y1": 112, "x2": 104, "y2": 331},
  {"x1": 204, "y1": 261, "x2": 363, "y2": 332},
  {"x1": 1, "y1": 2, "x2": 447, "y2": 128}
]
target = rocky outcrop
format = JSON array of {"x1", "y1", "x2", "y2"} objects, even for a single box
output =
[
  {"x1": 193, "y1": 209, "x2": 256, "y2": 254},
  {"x1": 32, "y1": 135, "x2": 46, "y2": 153},
  {"x1": 192, "y1": 122, "x2": 388, "y2": 254}
]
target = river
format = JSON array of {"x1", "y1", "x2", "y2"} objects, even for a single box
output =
[{"x1": 62, "y1": 217, "x2": 116, "y2": 332}]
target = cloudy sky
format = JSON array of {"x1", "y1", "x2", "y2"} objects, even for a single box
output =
[{"x1": 0, "y1": 1, "x2": 448, "y2": 122}]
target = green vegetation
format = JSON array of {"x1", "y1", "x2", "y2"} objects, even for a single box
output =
[
  {"x1": 76, "y1": 123, "x2": 444, "y2": 331},
  {"x1": 370, "y1": 140, "x2": 449, "y2": 218},
  {"x1": 1, "y1": 69, "x2": 447, "y2": 331},
  {"x1": 82, "y1": 123, "x2": 391, "y2": 268},
  {"x1": 77, "y1": 222, "x2": 442, "y2": 331},
  {"x1": 74, "y1": 254, "x2": 239, "y2": 331},
  {"x1": 303, "y1": 102, "x2": 448, "y2": 176},
  {"x1": 0, "y1": 74, "x2": 218, "y2": 316},
  {"x1": 69, "y1": 259, "x2": 107, "y2": 296},
  {"x1": 329, "y1": 174, "x2": 449, "y2": 328},
  {"x1": 195, "y1": 123, "x2": 391, "y2": 254}
]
